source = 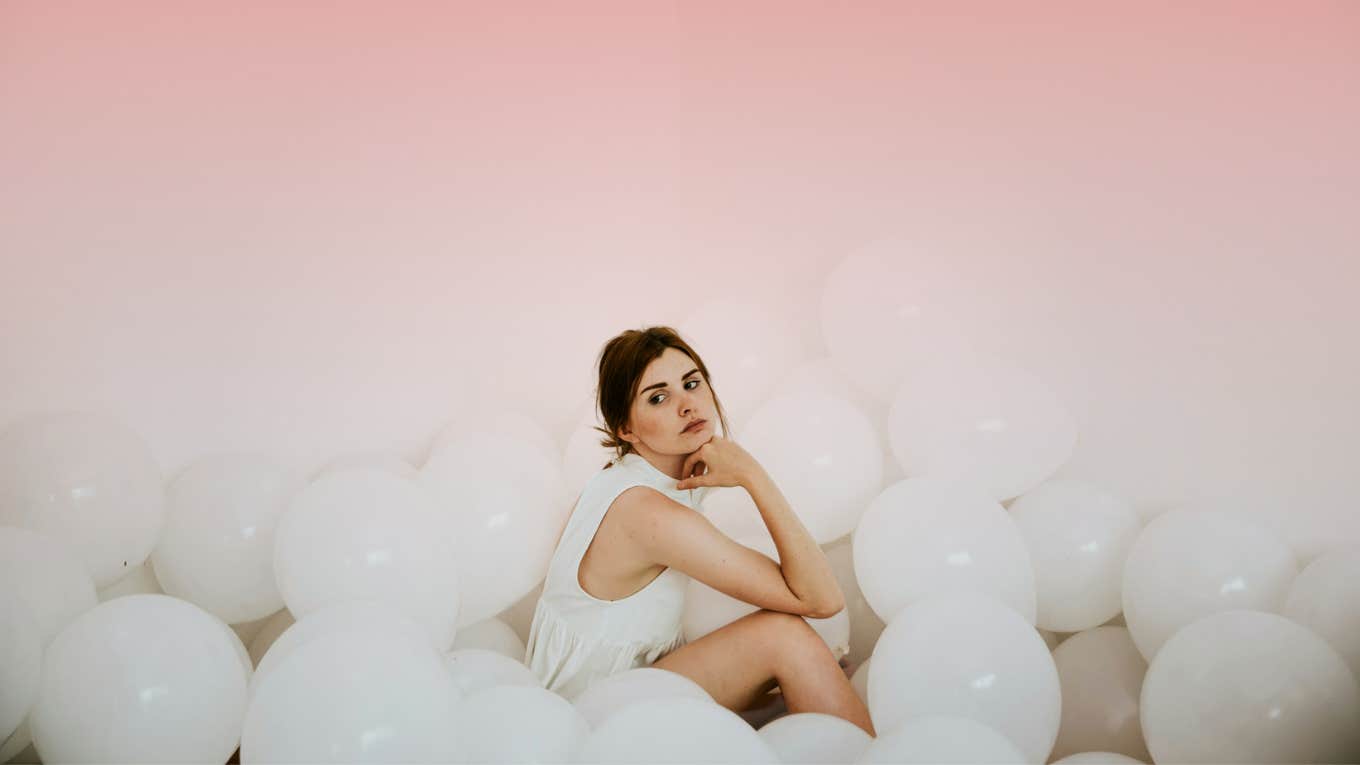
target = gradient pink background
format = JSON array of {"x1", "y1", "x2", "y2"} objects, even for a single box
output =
[{"x1": 2, "y1": 2, "x2": 1357, "y2": 560}]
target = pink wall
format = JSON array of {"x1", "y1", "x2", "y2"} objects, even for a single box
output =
[{"x1": 2, "y1": 1, "x2": 1357, "y2": 558}]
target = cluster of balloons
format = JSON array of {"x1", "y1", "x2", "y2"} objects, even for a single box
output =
[{"x1": 3, "y1": 244, "x2": 1359, "y2": 764}]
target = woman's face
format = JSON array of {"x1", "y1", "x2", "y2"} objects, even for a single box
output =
[{"x1": 619, "y1": 347, "x2": 716, "y2": 456}]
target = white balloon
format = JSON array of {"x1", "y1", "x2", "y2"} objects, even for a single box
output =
[
  {"x1": 819, "y1": 239, "x2": 992, "y2": 405},
  {"x1": 230, "y1": 612, "x2": 274, "y2": 648},
  {"x1": 273, "y1": 468, "x2": 462, "y2": 649},
  {"x1": 858, "y1": 715, "x2": 1027, "y2": 764},
  {"x1": 419, "y1": 418, "x2": 569, "y2": 628},
  {"x1": 678, "y1": 297, "x2": 805, "y2": 426},
  {"x1": 868, "y1": 592, "x2": 1060, "y2": 764},
  {"x1": 1140, "y1": 610, "x2": 1360, "y2": 764},
  {"x1": 251, "y1": 600, "x2": 435, "y2": 696},
  {"x1": 699, "y1": 486, "x2": 767, "y2": 540},
  {"x1": 97, "y1": 559, "x2": 165, "y2": 602},
  {"x1": 0, "y1": 589, "x2": 42, "y2": 743},
  {"x1": 576, "y1": 695, "x2": 779, "y2": 764},
  {"x1": 0, "y1": 411, "x2": 167, "y2": 586},
  {"x1": 571, "y1": 667, "x2": 713, "y2": 727},
  {"x1": 443, "y1": 648, "x2": 541, "y2": 699},
  {"x1": 450, "y1": 617, "x2": 526, "y2": 660},
  {"x1": 850, "y1": 656, "x2": 871, "y2": 707},
  {"x1": 0, "y1": 718, "x2": 34, "y2": 764},
  {"x1": 151, "y1": 453, "x2": 301, "y2": 624},
  {"x1": 1009, "y1": 479, "x2": 1141, "y2": 632},
  {"x1": 854, "y1": 477, "x2": 1036, "y2": 625},
  {"x1": 454, "y1": 685, "x2": 590, "y2": 763},
  {"x1": 759, "y1": 712, "x2": 872, "y2": 764},
  {"x1": 30, "y1": 594, "x2": 246, "y2": 764},
  {"x1": 242, "y1": 628, "x2": 460, "y2": 763},
  {"x1": 682, "y1": 533, "x2": 849, "y2": 659},
  {"x1": 1283, "y1": 547, "x2": 1360, "y2": 684},
  {"x1": 824, "y1": 536, "x2": 886, "y2": 666},
  {"x1": 427, "y1": 409, "x2": 561, "y2": 472},
  {"x1": 1051, "y1": 753, "x2": 1146, "y2": 764},
  {"x1": 1122, "y1": 509, "x2": 1296, "y2": 661},
  {"x1": 562, "y1": 407, "x2": 619, "y2": 503},
  {"x1": 739, "y1": 391, "x2": 883, "y2": 544},
  {"x1": 0, "y1": 527, "x2": 97, "y2": 647},
  {"x1": 887, "y1": 356, "x2": 1077, "y2": 502},
  {"x1": 216, "y1": 617, "x2": 254, "y2": 684},
  {"x1": 1048, "y1": 627, "x2": 1150, "y2": 763},
  {"x1": 778, "y1": 357, "x2": 885, "y2": 428},
  {"x1": 314, "y1": 451, "x2": 418, "y2": 481}
]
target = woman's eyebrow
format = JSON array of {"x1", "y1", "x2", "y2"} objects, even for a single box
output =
[{"x1": 639, "y1": 368, "x2": 700, "y2": 395}]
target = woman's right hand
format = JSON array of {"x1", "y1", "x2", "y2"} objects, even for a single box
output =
[{"x1": 676, "y1": 434, "x2": 764, "y2": 490}]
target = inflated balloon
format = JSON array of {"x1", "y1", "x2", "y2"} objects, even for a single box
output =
[
  {"x1": 819, "y1": 239, "x2": 989, "y2": 404},
  {"x1": 0, "y1": 411, "x2": 166, "y2": 587},
  {"x1": 758, "y1": 712, "x2": 871, "y2": 764},
  {"x1": 1049, "y1": 627, "x2": 1150, "y2": 763},
  {"x1": 859, "y1": 715, "x2": 1027, "y2": 764},
  {"x1": 314, "y1": 451, "x2": 418, "y2": 481},
  {"x1": 426, "y1": 409, "x2": 560, "y2": 471},
  {"x1": 230, "y1": 612, "x2": 273, "y2": 648},
  {"x1": 562, "y1": 407, "x2": 619, "y2": 497},
  {"x1": 868, "y1": 592, "x2": 1060, "y2": 764},
  {"x1": 0, "y1": 718, "x2": 33, "y2": 764},
  {"x1": 30, "y1": 594, "x2": 246, "y2": 764},
  {"x1": 778, "y1": 357, "x2": 884, "y2": 429},
  {"x1": 443, "y1": 648, "x2": 541, "y2": 698},
  {"x1": 242, "y1": 628, "x2": 460, "y2": 763},
  {"x1": 738, "y1": 391, "x2": 883, "y2": 544},
  {"x1": 850, "y1": 657, "x2": 871, "y2": 706},
  {"x1": 854, "y1": 476, "x2": 1036, "y2": 625},
  {"x1": 1009, "y1": 479, "x2": 1140, "y2": 632},
  {"x1": 571, "y1": 667, "x2": 713, "y2": 728},
  {"x1": 0, "y1": 589, "x2": 41, "y2": 743},
  {"x1": 96, "y1": 559, "x2": 164, "y2": 602},
  {"x1": 887, "y1": 356, "x2": 1077, "y2": 502},
  {"x1": 823, "y1": 535, "x2": 885, "y2": 666},
  {"x1": 1140, "y1": 610, "x2": 1360, "y2": 764},
  {"x1": 449, "y1": 617, "x2": 525, "y2": 660},
  {"x1": 419, "y1": 418, "x2": 568, "y2": 628},
  {"x1": 273, "y1": 468, "x2": 461, "y2": 649},
  {"x1": 453, "y1": 685, "x2": 590, "y2": 764},
  {"x1": 678, "y1": 296, "x2": 804, "y2": 426},
  {"x1": 699, "y1": 485, "x2": 767, "y2": 541},
  {"x1": 217, "y1": 618, "x2": 254, "y2": 682},
  {"x1": 251, "y1": 600, "x2": 435, "y2": 696},
  {"x1": 1122, "y1": 509, "x2": 1296, "y2": 660},
  {"x1": 1282, "y1": 547, "x2": 1360, "y2": 683},
  {"x1": 576, "y1": 696, "x2": 779, "y2": 764},
  {"x1": 1051, "y1": 753, "x2": 1146, "y2": 764},
  {"x1": 152, "y1": 453, "x2": 301, "y2": 624},
  {"x1": 0, "y1": 527, "x2": 97, "y2": 646}
]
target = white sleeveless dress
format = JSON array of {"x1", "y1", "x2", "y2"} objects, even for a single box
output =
[{"x1": 524, "y1": 451, "x2": 713, "y2": 699}]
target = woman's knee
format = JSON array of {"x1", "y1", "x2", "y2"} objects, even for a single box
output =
[{"x1": 749, "y1": 610, "x2": 825, "y2": 656}]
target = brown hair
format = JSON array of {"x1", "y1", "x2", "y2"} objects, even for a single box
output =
[{"x1": 594, "y1": 326, "x2": 734, "y2": 469}]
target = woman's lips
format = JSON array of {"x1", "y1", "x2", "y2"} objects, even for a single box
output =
[{"x1": 682, "y1": 419, "x2": 708, "y2": 434}]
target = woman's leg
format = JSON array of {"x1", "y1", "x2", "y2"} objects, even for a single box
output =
[{"x1": 651, "y1": 609, "x2": 875, "y2": 736}]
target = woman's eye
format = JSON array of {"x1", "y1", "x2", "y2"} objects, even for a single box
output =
[{"x1": 649, "y1": 379, "x2": 701, "y2": 405}]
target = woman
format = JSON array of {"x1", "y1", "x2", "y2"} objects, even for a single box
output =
[{"x1": 524, "y1": 326, "x2": 875, "y2": 736}]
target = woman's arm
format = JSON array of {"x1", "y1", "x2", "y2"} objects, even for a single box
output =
[{"x1": 741, "y1": 466, "x2": 844, "y2": 615}]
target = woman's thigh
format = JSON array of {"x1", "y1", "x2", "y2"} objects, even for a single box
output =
[{"x1": 650, "y1": 609, "x2": 808, "y2": 713}]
